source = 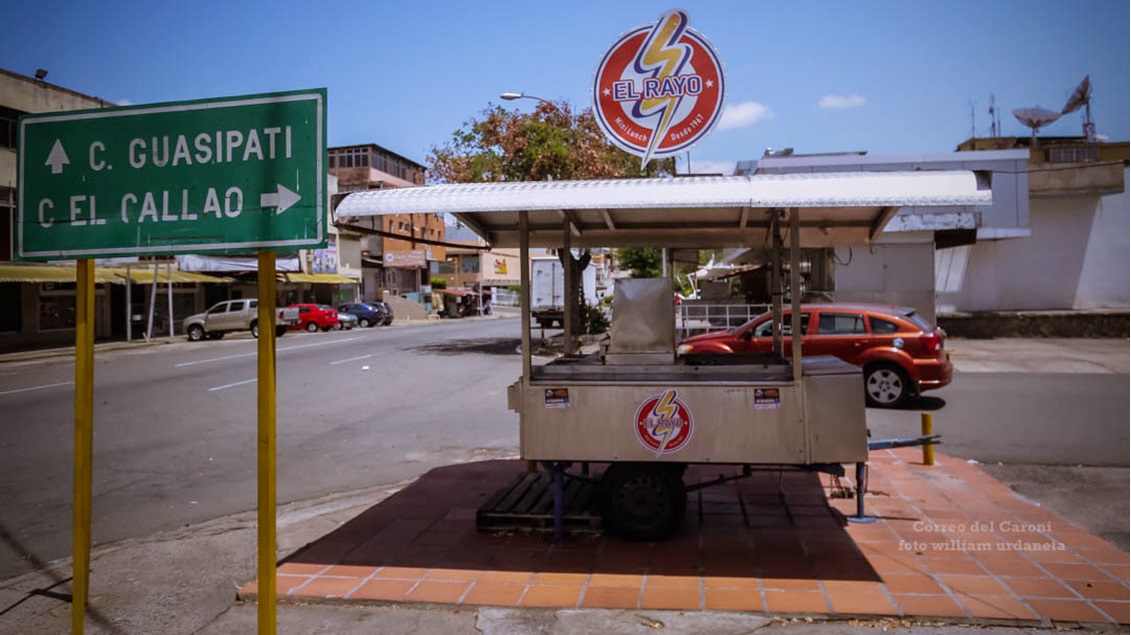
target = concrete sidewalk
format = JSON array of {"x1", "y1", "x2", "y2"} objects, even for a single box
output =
[{"x1": 1, "y1": 452, "x2": 1126, "y2": 634}]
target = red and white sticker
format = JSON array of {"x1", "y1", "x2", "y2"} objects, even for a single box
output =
[
  {"x1": 592, "y1": 9, "x2": 726, "y2": 167},
  {"x1": 634, "y1": 389, "x2": 694, "y2": 455}
]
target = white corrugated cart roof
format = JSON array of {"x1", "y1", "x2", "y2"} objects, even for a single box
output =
[{"x1": 334, "y1": 171, "x2": 991, "y2": 249}]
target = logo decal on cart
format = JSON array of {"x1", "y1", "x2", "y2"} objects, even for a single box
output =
[
  {"x1": 592, "y1": 9, "x2": 726, "y2": 167},
  {"x1": 634, "y1": 389, "x2": 694, "y2": 455}
]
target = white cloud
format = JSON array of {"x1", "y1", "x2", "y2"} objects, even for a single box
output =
[
  {"x1": 117, "y1": 99, "x2": 134, "y2": 106},
  {"x1": 717, "y1": 102, "x2": 771, "y2": 130},
  {"x1": 685, "y1": 159, "x2": 736, "y2": 176},
  {"x1": 819, "y1": 94, "x2": 866, "y2": 109}
]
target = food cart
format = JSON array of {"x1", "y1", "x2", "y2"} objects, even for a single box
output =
[{"x1": 336, "y1": 171, "x2": 991, "y2": 540}]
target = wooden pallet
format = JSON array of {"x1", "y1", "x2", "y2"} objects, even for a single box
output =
[{"x1": 476, "y1": 470, "x2": 602, "y2": 534}]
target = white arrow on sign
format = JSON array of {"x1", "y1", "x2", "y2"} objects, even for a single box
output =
[
  {"x1": 259, "y1": 184, "x2": 301, "y2": 214},
  {"x1": 46, "y1": 139, "x2": 70, "y2": 174}
]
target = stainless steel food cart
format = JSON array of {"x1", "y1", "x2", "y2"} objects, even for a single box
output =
[{"x1": 336, "y1": 171, "x2": 991, "y2": 539}]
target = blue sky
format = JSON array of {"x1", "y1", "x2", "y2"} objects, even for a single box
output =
[{"x1": 5, "y1": 1, "x2": 1128, "y2": 176}]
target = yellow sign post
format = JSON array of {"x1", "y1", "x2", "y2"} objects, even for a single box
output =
[
  {"x1": 256, "y1": 251, "x2": 278, "y2": 634},
  {"x1": 72, "y1": 259, "x2": 94, "y2": 634}
]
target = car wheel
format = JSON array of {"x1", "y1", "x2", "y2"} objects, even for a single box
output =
[
  {"x1": 250, "y1": 321, "x2": 259, "y2": 338},
  {"x1": 359, "y1": 318, "x2": 371, "y2": 328},
  {"x1": 599, "y1": 462, "x2": 686, "y2": 541},
  {"x1": 864, "y1": 364, "x2": 911, "y2": 408},
  {"x1": 187, "y1": 325, "x2": 205, "y2": 342},
  {"x1": 305, "y1": 321, "x2": 319, "y2": 333},
  {"x1": 275, "y1": 326, "x2": 288, "y2": 338}
]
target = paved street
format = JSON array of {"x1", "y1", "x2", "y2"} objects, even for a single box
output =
[
  {"x1": 0, "y1": 317, "x2": 522, "y2": 580},
  {"x1": 2, "y1": 322, "x2": 1127, "y2": 583}
]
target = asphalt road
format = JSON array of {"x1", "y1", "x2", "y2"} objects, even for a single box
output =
[
  {"x1": 0, "y1": 321, "x2": 1126, "y2": 581},
  {"x1": 0, "y1": 317, "x2": 523, "y2": 580},
  {"x1": 868, "y1": 371, "x2": 1129, "y2": 466}
]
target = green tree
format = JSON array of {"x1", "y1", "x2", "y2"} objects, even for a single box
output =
[
  {"x1": 427, "y1": 101, "x2": 676, "y2": 183},
  {"x1": 429, "y1": 101, "x2": 677, "y2": 338},
  {"x1": 615, "y1": 247, "x2": 662, "y2": 278}
]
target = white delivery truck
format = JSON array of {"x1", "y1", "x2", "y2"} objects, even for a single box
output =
[{"x1": 531, "y1": 256, "x2": 598, "y2": 328}]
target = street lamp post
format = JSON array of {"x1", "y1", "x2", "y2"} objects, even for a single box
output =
[
  {"x1": 501, "y1": 91, "x2": 581, "y2": 354},
  {"x1": 500, "y1": 92, "x2": 551, "y2": 105}
]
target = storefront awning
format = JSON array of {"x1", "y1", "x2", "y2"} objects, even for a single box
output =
[
  {"x1": 280, "y1": 273, "x2": 358, "y2": 284},
  {"x1": 0, "y1": 264, "x2": 138, "y2": 284},
  {"x1": 117, "y1": 269, "x2": 235, "y2": 284},
  {"x1": 0, "y1": 264, "x2": 235, "y2": 285}
]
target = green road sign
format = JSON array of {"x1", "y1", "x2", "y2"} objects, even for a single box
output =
[{"x1": 16, "y1": 89, "x2": 327, "y2": 260}]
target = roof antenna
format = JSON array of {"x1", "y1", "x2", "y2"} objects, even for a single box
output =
[{"x1": 989, "y1": 94, "x2": 999, "y2": 138}]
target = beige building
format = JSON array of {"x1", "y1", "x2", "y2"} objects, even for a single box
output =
[
  {"x1": 0, "y1": 68, "x2": 121, "y2": 346},
  {"x1": 328, "y1": 144, "x2": 444, "y2": 305}
]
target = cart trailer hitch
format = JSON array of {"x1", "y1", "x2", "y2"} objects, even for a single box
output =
[{"x1": 867, "y1": 434, "x2": 941, "y2": 451}]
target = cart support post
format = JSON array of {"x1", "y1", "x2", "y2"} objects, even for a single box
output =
[
  {"x1": 847, "y1": 462, "x2": 876, "y2": 523},
  {"x1": 563, "y1": 221, "x2": 574, "y2": 356},
  {"x1": 789, "y1": 207, "x2": 802, "y2": 382},
  {"x1": 770, "y1": 212, "x2": 783, "y2": 357},
  {"x1": 541, "y1": 461, "x2": 565, "y2": 542},
  {"x1": 520, "y1": 211, "x2": 531, "y2": 381},
  {"x1": 520, "y1": 211, "x2": 532, "y2": 477}
]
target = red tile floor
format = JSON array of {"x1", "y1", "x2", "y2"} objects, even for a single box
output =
[{"x1": 239, "y1": 449, "x2": 1128, "y2": 626}]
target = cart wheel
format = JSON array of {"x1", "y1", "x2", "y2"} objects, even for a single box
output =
[{"x1": 599, "y1": 462, "x2": 686, "y2": 541}]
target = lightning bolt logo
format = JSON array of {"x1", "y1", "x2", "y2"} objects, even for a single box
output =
[
  {"x1": 632, "y1": 10, "x2": 692, "y2": 168},
  {"x1": 650, "y1": 389, "x2": 680, "y2": 455}
]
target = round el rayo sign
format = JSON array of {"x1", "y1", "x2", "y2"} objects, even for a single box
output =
[
  {"x1": 634, "y1": 389, "x2": 694, "y2": 456},
  {"x1": 592, "y1": 9, "x2": 726, "y2": 167}
]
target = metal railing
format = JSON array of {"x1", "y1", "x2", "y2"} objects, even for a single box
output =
[
  {"x1": 492, "y1": 289, "x2": 520, "y2": 307},
  {"x1": 675, "y1": 303, "x2": 771, "y2": 340}
]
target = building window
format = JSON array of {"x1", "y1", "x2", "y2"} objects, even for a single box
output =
[
  {"x1": 0, "y1": 106, "x2": 24, "y2": 150},
  {"x1": 330, "y1": 147, "x2": 370, "y2": 168},
  {"x1": 461, "y1": 255, "x2": 480, "y2": 274}
]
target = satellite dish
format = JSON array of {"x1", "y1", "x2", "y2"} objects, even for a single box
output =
[
  {"x1": 1012, "y1": 107, "x2": 1061, "y2": 129},
  {"x1": 1061, "y1": 76, "x2": 1096, "y2": 141},
  {"x1": 1061, "y1": 76, "x2": 1091, "y2": 115},
  {"x1": 1012, "y1": 107, "x2": 1061, "y2": 143}
]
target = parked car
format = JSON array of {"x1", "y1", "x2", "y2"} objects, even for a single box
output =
[
  {"x1": 338, "y1": 302, "x2": 384, "y2": 328},
  {"x1": 287, "y1": 303, "x2": 339, "y2": 332},
  {"x1": 368, "y1": 301, "x2": 394, "y2": 326},
  {"x1": 336, "y1": 312, "x2": 358, "y2": 330},
  {"x1": 183, "y1": 299, "x2": 299, "y2": 341},
  {"x1": 676, "y1": 303, "x2": 952, "y2": 407}
]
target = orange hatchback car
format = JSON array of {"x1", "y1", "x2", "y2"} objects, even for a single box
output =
[{"x1": 677, "y1": 303, "x2": 952, "y2": 407}]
